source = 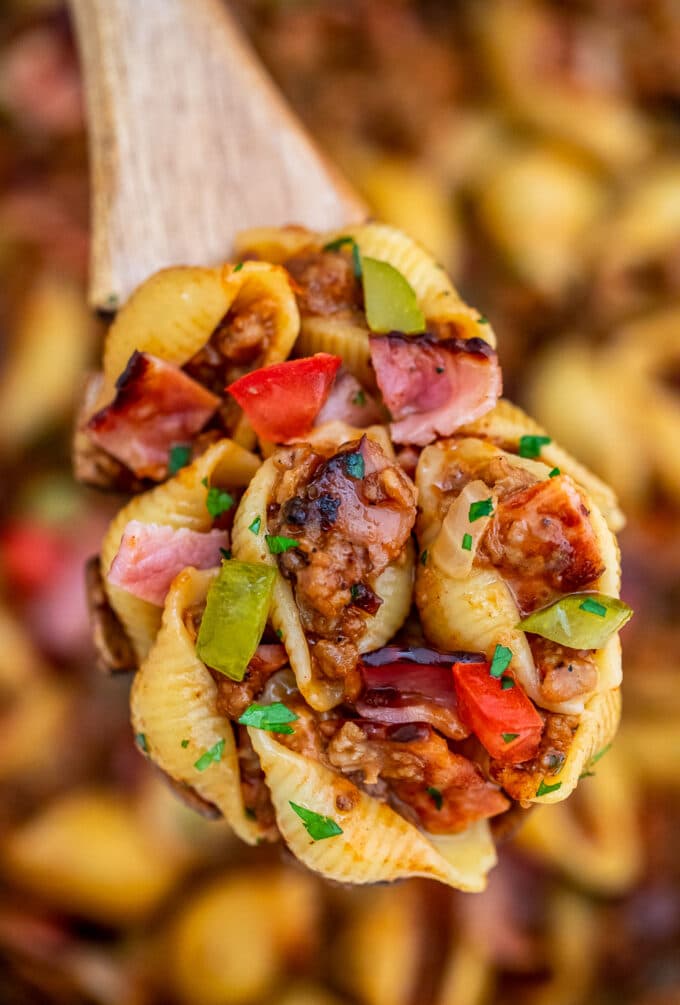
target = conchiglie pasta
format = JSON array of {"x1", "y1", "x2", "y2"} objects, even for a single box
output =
[
  {"x1": 231, "y1": 422, "x2": 414, "y2": 711},
  {"x1": 249, "y1": 728, "x2": 495, "y2": 891},
  {"x1": 416, "y1": 436, "x2": 622, "y2": 722},
  {"x1": 100, "y1": 439, "x2": 260, "y2": 661},
  {"x1": 130, "y1": 567, "x2": 265, "y2": 845}
]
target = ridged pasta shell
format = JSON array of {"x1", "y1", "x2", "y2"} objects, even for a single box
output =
[
  {"x1": 234, "y1": 225, "x2": 316, "y2": 263},
  {"x1": 100, "y1": 439, "x2": 260, "y2": 661},
  {"x1": 295, "y1": 316, "x2": 376, "y2": 390},
  {"x1": 416, "y1": 436, "x2": 622, "y2": 718},
  {"x1": 517, "y1": 742, "x2": 641, "y2": 892},
  {"x1": 249, "y1": 728, "x2": 495, "y2": 891},
  {"x1": 231, "y1": 423, "x2": 413, "y2": 711},
  {"x1": 99, "y1": 263, "x2": 300, "y2": 448},
  {"x1": 130, "y1": 567, "x2": 265, "y2": 845},
  {"x1": 460, "y1": 398, "x2": 624, "y2": 532}
]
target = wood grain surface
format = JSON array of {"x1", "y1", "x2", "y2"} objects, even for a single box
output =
[{"x1": 69, "y1": 0, "x2": 367, "y2": 310}]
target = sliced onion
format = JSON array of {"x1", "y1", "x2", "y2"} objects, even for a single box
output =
[
  {"x1": 429, "y1": 479, "x2": 495, "y2": 579},
  {"x1": 357, "y1": 658, "x2": 470, "y2": 740}
]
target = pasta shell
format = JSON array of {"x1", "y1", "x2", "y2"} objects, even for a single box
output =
[
  {"x1": 231, "y1": 423, "x2": 414, "y2": 711},
  {"x1": 416, "y1": 436, "x2": 622, "y2": 718},
  {"x1": 295, "y1": 316, "x2": 376, "y2": 391},
  {"x1": 517, "y1": 743, "x2": 641, "y2": 893},
  {"x1": 99, "y1": 262, "x2": 300, "y2": 446},
  {"x1": 460, "y1": 398, "x2": 624, "y2": 532},
  {"x1": 100, "y1": 439, "x2": 260, "y2": 661},
  {"x1": 130, "y1": 567, "x2": 265, "y2": 845},
  {"x1": 249, "y1": 728, "x2": 495, "y2": 891}
]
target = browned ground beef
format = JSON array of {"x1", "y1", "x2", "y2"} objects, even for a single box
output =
[
  {"x1": 489, "y1": 712, "x2": 579, "y2": 803},
  {"x1": 283, "y1": 248, "x2": 362, "y2": 317}
]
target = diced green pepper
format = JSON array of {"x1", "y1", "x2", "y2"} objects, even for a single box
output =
[
  {"x1": 519, "y1": 592, "x2": 633, "y2": 649},
  {"x1": 196, "y1": 561, "x2": 276, "y2": 680},
  {"x1": 362, "y1": 257, "x2": 425, "y2": 334}
]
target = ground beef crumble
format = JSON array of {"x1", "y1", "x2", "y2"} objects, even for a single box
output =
[{"x1": 489, "y1": 712, "x2": 579, "y2": 804}]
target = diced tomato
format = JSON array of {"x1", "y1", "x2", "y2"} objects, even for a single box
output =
[
  {"x1": 226, "y1": 353, "x2": 341, "y2": 442},
  {"x1": 451, "y1": 661, "x2": 544, "y2": 764},
  {"x1": 0, "y1": 520, "x2": 68, "y2": 594}
]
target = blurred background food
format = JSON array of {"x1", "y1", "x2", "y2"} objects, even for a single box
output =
[{"x1": 0, "y1": 0, "x2": 678, "y2": 1002}]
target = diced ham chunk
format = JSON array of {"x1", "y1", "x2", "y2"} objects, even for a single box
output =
[
  {"x1": 87, "y1": 352, "x2": 220, "y2": 480},
  {"x1": 315, "y1": 370, "x2": 383, "y2": 427},
  {"x1": 369, "y1": 334, "x2": 501, "y2": 446},
  {"x1": 107, "y1": 520, "x2": 228, "y2": 606}
]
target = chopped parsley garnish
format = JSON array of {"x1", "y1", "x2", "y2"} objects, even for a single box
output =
[
  {"x1": 502, "y1": 732, "x2": 519, "y2": 743},
  {"x1": 181, "y1": 739, "x2": 189, "y2": 748},
  {"x1": 500, "y1": 675, "x2": 515, "y2": 690},
  {"x1": 489, "y1": 644, "x2": 513, "y2": 678},
  {"x1": 238, "y1": 701, "x2": 298, "y2": 734},
  {"x1": 579, "y1": 597, "x2": 607, "y2": 617},
  {"x1": 468, "y1": 498, "x2": 493, "y2": 522},
  {"x1": 248, "y1": 516, "x2": 261, "y2": 534},
  {"x1": 478, "y1": 316, "x2": 489, "y2": 324},
  {"x1": 350, "y1": 584, "x2": 361, "y2": 600},
  {"x1": 518, "y1": 434, "x2": 551, "y2": 459},
  {"x1": 427, "y1": 786, "x2": 443, "y2": 810},
  {"x1": 220, "y1": 548, "x2": 232, "y2": 560},
  {"x1": 205, "y1": 486, "x2": 234, "y2": 518},
  {"x1": 420, "y1": 549, "x2": 428, "y2": 566},
  {"x1": 344, "y1": 452, "x2": 365, "y2": 479},
  {"x1": 276, "y1": 628, "x2": 283, "y2": 639},
  {"x1": 134, "y1": 732, "x2": 148, "y2": 752},
  {"x1": 194, "y1": 739, "x2": 225, "y2": 772},
  {"x1": 233, "y1": 262, "x2": 244, "y2": 272},
  {"x1": 435, "y1": 366, "x2": 445, "y2": 374},
  {"x1": 289, "y1": 802, "x2": 343, "y2": 841},
  {"x1": 266, "y1": 534, "x2": 300, "y2": 554},
  {"x1": 168, "y1": 443, "x2": 191, "y2": 475},
  {"x1": 590, "y1": 742, "x2": 612, "y2": 765},
  {"x1": 462, "y1": 532, "x2": 473, "y2": 551},
  {"x1": 536, "y1": 779, "x2": 562, "y2": 797},
  {"x1": 352, "y1": 389, "x2": 366, "y2": 406},
  {"x1": 579, "y1": 770, "x2": 596, "y2": 779},
  {"x1": 322, "y1": 235, "x2": 362, "y2": 278},
  {"x1": 549, "y1": 467, "x2": 561, "y2": 478}
]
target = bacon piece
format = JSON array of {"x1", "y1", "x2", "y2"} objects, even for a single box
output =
[
  {"x1": 87, "y1": 352, "x2": 220, "y2": 480},
  {"x1": 483, "y1": 475, "x2": 605, "y2": 614},
  {"x1": 369, "y1": 334, "x2": 501, "y2": 446},
  {"x1": 315, "y1": 370, "x2": 382, "y2": 427},
  {"x1": 107, "y1": 521, "x2": 228, "y2": 606}
]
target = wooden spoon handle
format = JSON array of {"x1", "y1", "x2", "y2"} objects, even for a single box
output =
[{"x1": 69, "y1": 0, "x2": 367, "y2": 310}]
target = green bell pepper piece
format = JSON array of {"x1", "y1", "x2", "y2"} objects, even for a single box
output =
[
  {"x1": 362, "y1": 256, "x2": 426, "y2": 334},
  {"x1": 518, "y1": 592, "x2": 633, "y2": 649},
  {"x1": 196, "y1": 561, "x2": 276, "y2": 680}
]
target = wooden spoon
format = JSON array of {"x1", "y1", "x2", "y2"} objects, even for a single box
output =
[{"x1": 69, "y1": 0, "x2": 367, "y2": 311}]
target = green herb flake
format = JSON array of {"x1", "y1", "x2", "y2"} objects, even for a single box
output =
[
  {"x1": 352, "y1": 242, "x2": 362, "y2": 279},
  {"x1": 344, "y1": 452, "x2": 365, "y2": 479},
  {"x1": 426, "y1": 786, "x2": 443, "y2": 810},
  {"x1": 289, "y1": 802, "x2": 343, "y2": 841},
  {"x1": 518, "y1": 434, "x2": 552, "y2": 459},
  {"x1": 194, "y1": 739, "x2": 225, "y2": 772},
  {"x1": 489, "y1": 644, "x2": 513, "y2": 678},
  {"x1": 181, "y1": 739, "x2": 189, "y2": 748},
  {"x1": 220, "y1": 548, "x2": 232, "y2": 561},
  {"x1": 266, "y1": 534, "x2": 300, "y2": 554},
  {"x1": 536, "y1": 779, "x2": 562, "y2": 797},
  {"x1": 462, "y1": 532, "x2": 473, "y2": 551},
  {"x1": 590, "y1": 742, "x2": 612, "y2": 766},
  {"x1": 276, "y1": 628, "x2": 283, "y2": 639},
  {"x1": 168, "y1": 443, "x2": 192, "y2": 475},
  {"x1": 248, "y1": 516, "x2": 262, "y2": 534},
  {"x1": 502, "y1": 732, "x2": 520, "y2": 743},
  {"x1": 233, "y1": 262, "x2": 244, "y2": 272},
  {"x1": 579, "y1": 770, "x2": 596, "y2": 779},
  {"x1": 206, "y1": 486, "x2": 234, "y2": 518},
  {"x1": 420, "y1": 549, "x2": 428, "y2": 566},
  {"x1": 238, "y1": 701, "x2": 298, "y2": 734},
  {"x1": 322, "y1": 236, "x2": 362, "y2": 278},
  {"x1": 435, "y1": 366, "x2": 445, "y2": 374},
  {"x1": 135, "y1": 732, "x2": 148, "y2": 752},
  {"x1": 352, "y1": 389, "x2": 366, "y2": 406},
  {"x1": 500, "y1": 676, "x2": 515, "y2": 690},
  {"x1": 468, "y1": 498, "x2": 493, "y2": 522},
  {"x1": 478, "y1": 316, "x2": 489, "y2": 325},
  {"x1": 579, "y1": 597, "x2": 607, "y2": 617},
  {"x1": 549, "y1": 467, "x2": 561, "y2": 478},
  {"x1": 245, "y1": 807, "x2": 256, "y2": 820}
]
